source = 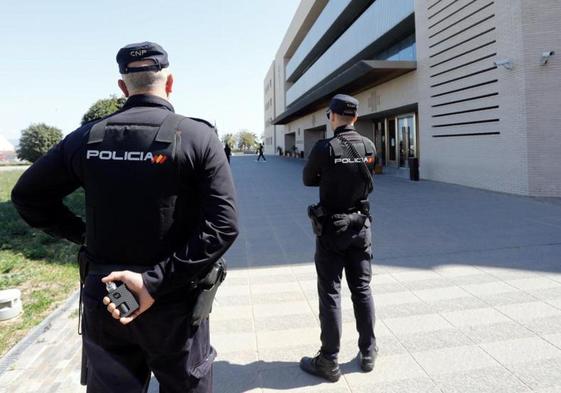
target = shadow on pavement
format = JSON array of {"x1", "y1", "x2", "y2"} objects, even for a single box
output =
[
  {"x1": 148, "y1": 360, "x2": 332, "y2": 393},
  {"x1": 213, "y1": 360, "x2": 326, "y2": 392}
]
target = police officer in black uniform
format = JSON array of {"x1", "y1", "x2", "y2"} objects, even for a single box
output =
[
  {"x1": 11, "y1": 42, "x2": 238, "y2": 393},
  {"x1": 300, "y1": 94, "x2": 377, "y2": 382}
]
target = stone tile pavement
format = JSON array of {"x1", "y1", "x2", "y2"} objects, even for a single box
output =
[
  {"x1": 2, "y1": 261, "x2": 561, "y2": 392},
  {"x1": 209, "y1": 262, "x2": 561, "y2": 393},
  {"x1": 1, "y1": 156, "x2": 561, "y2": 392}
]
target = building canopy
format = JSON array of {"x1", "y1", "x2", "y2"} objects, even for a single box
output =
[{"x1": 274, "y1": 60, "x2": 416, "y2": 125}]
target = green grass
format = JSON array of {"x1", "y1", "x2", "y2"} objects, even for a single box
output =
[{"x1": 0, "y1": 170, "x2": 84, "y2": 357}]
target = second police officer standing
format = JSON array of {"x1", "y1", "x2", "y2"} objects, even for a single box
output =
[
  {"x1": 301, "y1": 94, "x2": 378, "y2": 382},
  {"x1": 11, "y1": 42, "x2": 238, "y2": 393}
]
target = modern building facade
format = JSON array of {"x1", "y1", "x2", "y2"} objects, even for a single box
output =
[{"x1": 264, "y1": 0, "x2": 561, "y2": 196}]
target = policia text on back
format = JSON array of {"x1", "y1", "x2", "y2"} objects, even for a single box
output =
[
  {"x1": 11, "y1": 41, "x2": 238, "y2": 393},
  {"x1": 300, "y1": 94, "x2": 378, "y2": 382}
]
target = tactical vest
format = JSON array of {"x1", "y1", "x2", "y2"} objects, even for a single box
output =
[
  {"x1": 328, "y1": 136, "x2": 375, "y2": 162},
  {"x1": 328, "y1": 135, "x2": 375, "y2": 196},
  {"x1": 84, "y1": 108, "x2": 187, "y2": 265}
]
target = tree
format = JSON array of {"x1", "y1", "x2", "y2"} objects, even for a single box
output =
[
  {"x1": 81, "y1": 95, "x2": 126, "y2": 125},
  {"x1": 236, "y1": 130, "x2": 258, "y2": 151},
  {"x1": 221, "y1": 133, "x2": 236, "y2": 148},
  {"x1": 17, "y1": 123, "x2": 63, "y2": 163}
]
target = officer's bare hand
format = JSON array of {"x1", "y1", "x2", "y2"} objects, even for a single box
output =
[
  {"x1": 101, "y1": 271, "x2": 155, "y2": 325},
  {"x1": 332, "y1": 214, "x2": 351, "y2": 234},
  {"x1": 332, "y1": 213, "x2": 366, "y2": 234}
]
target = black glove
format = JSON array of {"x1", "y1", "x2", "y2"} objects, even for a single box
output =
[{"x1": 331, "y1": 213, "x2": 366, "y2": 234}]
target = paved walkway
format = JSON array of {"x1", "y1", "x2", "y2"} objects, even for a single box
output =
[
  {"x1": 1, "y1": 155, "x2": 561, "y2": 392},
  {"x1": 0, "y1": 165, "x2": 28, "y2": 172}
]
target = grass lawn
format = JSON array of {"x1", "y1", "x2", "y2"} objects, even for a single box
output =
[{"x1": 0, "y1": 170, "x2": 83, "y2": 357}]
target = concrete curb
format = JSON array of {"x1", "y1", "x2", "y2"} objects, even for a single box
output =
[
  {"x1": 0, "y1": 165, "x2": 29, "y2": 172},
  {"x1": 0, "y1": 289, "x2": 80, "y2": 376}
]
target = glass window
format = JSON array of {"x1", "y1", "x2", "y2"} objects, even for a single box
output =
[
  {"x1": 285, "y1": 0, "x2": 415, "y2": 105},
  {"x1": 399, "y1": 122, "x2": 406, "y2": 167},
  {"x1": 377, "y1": 34, "x2": 416, "y2": 61},
  {"x1": 408, "y1": 120, "x2": 416, "y2": 159},
  {"x1": 374, "y1": 121, "x2": 385, "y2": 166},
  {"x1": 388, "y1": 119, "x2": 396, "y2": 162},
  {"x1": 397, "y1": 115, "x2": 416, "y2": 167}
]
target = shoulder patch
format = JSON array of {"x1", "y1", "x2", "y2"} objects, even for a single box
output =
[{"x1": 188, "y1": 117, "x2": 215, "y2": 129}]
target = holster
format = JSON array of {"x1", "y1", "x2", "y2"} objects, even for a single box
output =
[
  {"x1": 356, "y1": 199, "x2": 370, "y2": 218},
  {"x1": 190, "y1": 259, "x2": 227, "y2": 327},
  {"x1": 77, "y1": 246, "x2": 88, "y2": 386},
  {"x1": 307, "y1": 204, "x2": 325, "y2": 236}
]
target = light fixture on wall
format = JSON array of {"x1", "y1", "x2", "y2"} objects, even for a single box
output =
[
  {"x1": 540, "y1": 51, "x2": 555, "y2": 65},
  {"x1": 494, "y1": 58, "x2": 514, "y2": 70}
]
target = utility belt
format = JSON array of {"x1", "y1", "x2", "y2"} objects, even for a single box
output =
[
  {"x1": 77, "y1": 247, "x2": 226, "y2": 325},
  {"x1": 307, "y1": 200, "x2": 370, "y2": 236},
  {"x1": 77, "y1": 247, "x2": 225, "y2": 386}
]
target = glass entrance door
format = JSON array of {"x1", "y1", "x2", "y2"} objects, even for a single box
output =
[
  {"x1": 397, "y1": 115, "x2": 417, "y2": 167},
  {"x1": 374, "y1": 120, "x2": 385, "y2": 166},
  {"x1": 386, "y1": 118, "x2": 398, "y2": 167}
]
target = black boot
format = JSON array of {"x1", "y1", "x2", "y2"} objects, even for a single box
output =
[
  {"x1": 300, "y1": 352, "x2": 341, "y2": 382},
  {"x1": 358, "y1": 348, "x2": 378, "y2": 372}
]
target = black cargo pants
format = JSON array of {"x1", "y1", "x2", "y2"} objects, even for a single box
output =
[
  {"x1": 314, "y1": 218, "x2": 376, "y2": 360},
  {"x1": 82, "y1": 275, "x2": 214, "y2": 393}
]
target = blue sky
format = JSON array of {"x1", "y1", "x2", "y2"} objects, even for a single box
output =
[{"x1": 0, "y1": 0, "x2": 300, "y2": 141}]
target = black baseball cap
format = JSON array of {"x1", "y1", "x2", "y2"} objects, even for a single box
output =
[
  {"x1": 116, "y1": 42, "x2": 169, "y2": 74},
  {"x1": 328, "y1": 94, "x2": 359, "y2": 117}
]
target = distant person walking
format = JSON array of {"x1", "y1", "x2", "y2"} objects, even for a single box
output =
[
  {"x1": 224, "y1": 143, "x2": 232, "y2": 163},
  {"x1": 256, "y1": 143, "x2": 266, "y2": 162}
]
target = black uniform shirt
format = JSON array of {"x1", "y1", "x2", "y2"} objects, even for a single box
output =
[
  {"x1": 303, "y1": 125, "x2": 376, "y2": 213},
  {"x1": 11, "y1": 94, "x2": 239, "y2": 299}
]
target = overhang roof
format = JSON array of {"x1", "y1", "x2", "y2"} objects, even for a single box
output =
[{"x1": 274, "y1": 60, "x2": 417, "y2": 125}]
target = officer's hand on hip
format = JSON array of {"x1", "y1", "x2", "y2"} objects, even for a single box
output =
[{"x1": 101, "y1": 271, "x2": 155, "y2": 325}]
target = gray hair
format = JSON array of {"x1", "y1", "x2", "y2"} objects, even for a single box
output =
[{"x1": 121, "y1": 68, "x2": 169, "y2": 94}]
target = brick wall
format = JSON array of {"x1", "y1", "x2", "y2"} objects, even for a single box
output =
[
  {"x1": 521, "y1": 0, "x2": 561, "y2": 197},
  {"x1": 416, "y1": 0, "x2": 531, "y2": 195}
]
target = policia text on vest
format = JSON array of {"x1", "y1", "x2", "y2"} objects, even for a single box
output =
[
  {"x1": 300, "y1": 94, "x2": 378, "y2": 382},
  {"x1": 11, "y1": 41, "x2": 238, "y2": 393}
]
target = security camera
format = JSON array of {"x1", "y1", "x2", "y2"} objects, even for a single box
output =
[
  {"x1": 541, "y1": 51, "x2": 555, "y2": 65},
  {"x1": 494, "y1": 58, "x2": 513, "y2": 70}
]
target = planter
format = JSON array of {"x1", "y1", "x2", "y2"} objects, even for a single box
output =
[{"x1": 0, "y1": 289, "x2": 22, "y2": 321}]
